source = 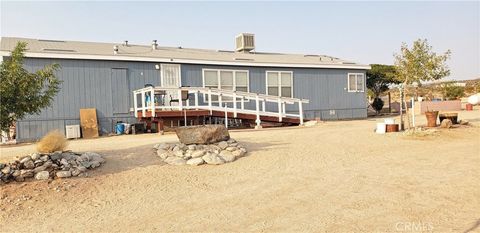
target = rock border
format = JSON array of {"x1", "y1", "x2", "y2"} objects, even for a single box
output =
[{"x1": 153, "y1": 138, "x2": 247, "y2": 166}]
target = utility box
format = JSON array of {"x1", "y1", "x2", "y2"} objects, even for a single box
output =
[{"x1": 65, "y1": 125, "x2": 81, "y2": 139}]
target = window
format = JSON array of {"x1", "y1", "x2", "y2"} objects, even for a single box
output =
[
  {"x1": 266, "y1": 71, "x2": 293, "y2": 97},
  {"x1": 202, "y1": 69, "x2": 249, "y2": 102},
  {"x1": 348, "y1": 73, "x2": 365, "y2": 92}
]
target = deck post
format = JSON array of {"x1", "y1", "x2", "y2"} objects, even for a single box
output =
[
  {"x1": 255, "y1": 94, "x2": 262, "y2": 129},
  {"x1": 262, "y1": 99, "x2": 266, "y2": 112},
  {"x1": 141, "y1": 91, "x2": 146, "y2": 117},
  {"x1": 241, "y1": 96, "x2": 245, "y2": 110},
  {"x1": 178, "y1": 89, "x2": 183, "y2": 110},
  {"x1": 208, "y1": 89, "x2": 213, "y2": 114},
  {"x1": 299, "y1": 101, "x2": 304, "y2": 125},
  {"x1": 233, "y1": 92, "x2": 237, "y2": 118},
  {"x1": 133, "y1": 92, "x2": 138, "y2": 117},
  {"x1": 151, "y1": 88, "x2": 155, "y2": 117},
  {"x1": 278, "y1": 99, "x2": 282, "y2": 122},
  {"x1": 282, "y1": 102, "x2": 286, "y2": 115}
]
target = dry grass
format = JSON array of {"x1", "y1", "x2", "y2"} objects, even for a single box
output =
[{"x1": 36, "y1": 130, "x2": 68, "y2": 153}]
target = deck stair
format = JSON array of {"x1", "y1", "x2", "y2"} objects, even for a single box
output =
[{"x1": 133, "y1": 86, "x2": 309, "y2": 129}]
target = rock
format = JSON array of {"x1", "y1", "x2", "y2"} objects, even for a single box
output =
[
  {"x1": 40, "y1": 155, "x2": 49, "y2": 162},
  {"x1": 440, "y1": 119, "x2": 452, "y2": 128},
  {"x1": 60, "y1": 158, "x2": 69, "y2": 166},
  {"x1": 33, "y1": 165, "x2": 47, "y2": 173},
  {"x1": 175, "y1": 125, "x2": 230, "y2": 145},
  {"x1": 0, "y1": 163, "x2": 4, "y2": 169},
  {"x1": 20, "y1": 156, "x2": 31, "y2": 164},
  {"x1": 218, "y1": 141, "x2": 229, "y2": 150},
  {"x1": 187, "y1": 145, "x2": 197, "y2": 151},
  {"x1": 15, "y1": 176, "x2": 25, "y2": 182},
  {"x1": 202, "y1": 153, "x2": 225, "y2": 165},
  {"x1": 90, "y1": 161, "x2": 101, "y2": 168},
  {"x1": 229, "y1": 142, "x2": 238, "y2": 147},
  {"x1": 173, "y1": 150, "x2": 184, "y2": 157},
  {"x1": 20, "y1": 170, "x2": 34, "y2": 178},
  {"x1": 227, "y1": 138, "x2": 236, "y2": 144},
  {"x1": 304, "y1": 120, "x2": 318, "y2": 127},
  {"x1": 459, "y1": 120, "x2": 469, "y2": 125},
  {"x1": 186, "y1": 158, "x2": 204, "y2": 166},
  {"x1": 156, "y1": 149, "x2": 170, "y2": 159},
  {"x1": 23, "y1": 160, "x2": 35, "y2": 169},
  {"x1": 232, "y1": 149, "x2": 246, "y2": 158},
  {"x1": 85, "y1": 152, "x2": 105, "y2": 164},
  {"x1": 164, "y1": 157, "x2": 186, "y2": 165},
  {"x1": 50, "y1": 152, "x2": 62, "y2": 161},
  {"x1": 191, "y1": 150, "x2": 206, "y2": 158},
  {"x1": 31, "y1": 153, "x2": 40, "y2": 160},
  {"x1": 219, "y1": 150, "x2": 235, "y2": 163},
  {"x1": 35, "y1": 171, "x2": 50, "y2": 180},
  {"x1": 225, "y1": 147, "x2": 237, "y2": 152},
  {"x1": 12, "y1": 170, "x2": 21, "y2": 177},
  {"x1": 71, "y1": 169, "x2": 82, "y2": 177},
  {"x1": 157, "y1": 143, "x2": 171, "y2": 150},
  {"x1": 1, "y1": 166, "x2": 11, "y2": 174},
  {"x1": 77, "y1": 166, "x2": 87, "y2": 172},
  {"x1": 56, "y1": 171, "x2": 72, "y2": 178}
]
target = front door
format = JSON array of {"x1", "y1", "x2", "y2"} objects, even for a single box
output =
[{"x1": 161, "y1": 64, "x2": 181, "y2": 106}]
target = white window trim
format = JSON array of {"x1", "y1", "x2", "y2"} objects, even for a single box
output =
[
  {"x1": 202, "y1": 68, "x2": 250, "y2": 103},
  {"x1": 347, "y1": 73, "x2": 365, "y2": 93},
  {"x1": 265, "y1": 71, "x2": 294, "y2": 97}
]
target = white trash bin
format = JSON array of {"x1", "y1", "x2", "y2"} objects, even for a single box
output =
[{"x1": 376, "y1": 123, "x2": 386, "y2": 134}]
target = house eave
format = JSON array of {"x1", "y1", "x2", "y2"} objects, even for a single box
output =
[{"x1": 0, "y1": 51, "x2": 371, "y2": 70}]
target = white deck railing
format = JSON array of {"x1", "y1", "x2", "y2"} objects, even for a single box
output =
[{"x1": 133, "y1": 86, "x2": 309, "y2": 126}]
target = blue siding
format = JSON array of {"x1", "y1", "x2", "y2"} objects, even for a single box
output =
[{"x1": 15, "y1": 58, "x2": 366, "y2": 141}]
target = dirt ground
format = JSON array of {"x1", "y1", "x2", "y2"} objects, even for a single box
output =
[{"x1": 1, "y1": 110, "x2": 479, "y2": 232}]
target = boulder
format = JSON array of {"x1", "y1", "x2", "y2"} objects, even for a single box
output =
[
  {"x1": 440, "y1": 119, "x2": 452, "y2": 128},
  {"x1": 186, "y1": 158, "x2": 204, "y2": 166},
  {"x1": 219, "y1": 150, "x2": 235, "y2": 163},
  {"x1": 225, "y1": 147, "x2": 237, "y2": 152},
  {"x1": 1, "y1": 166, "x2": 11, "y2": 174},
  {"x1": 202, "y1": 153, "x2": 225, "y2": 165},
  {"x1": 459, "y1": 120, "x2": 469, "y2": 125},
  {"x1": 175, "y1": 125, "x2": 230, "y2": 145},
  {"x1": 23, "y1": 160, "x2": 35, "y2": 169},
  {"x1": 20, "y1": 169, "x2": 34, "y2": 178},
  {"x1": 20, "y1": 156, "x2": 31, "y2": 164},
  {"x1": 164, "y1": 157, "x2": 186, "y2": 165},
  {"x1": 31, "y1": 153, "x2": 40, "y2": 160},
  {"x1": 35, "y1": 171, "x2": 50, "y2": 180}
]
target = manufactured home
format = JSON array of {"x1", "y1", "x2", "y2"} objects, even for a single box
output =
[{"x1": 0, "y1": 34, "x2": 370, "y2": 142}]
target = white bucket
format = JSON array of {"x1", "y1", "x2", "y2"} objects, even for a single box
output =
[
  {"x1": 384, "y1": 118, "x2": 395, "y2": 124},
  {"x1": 376, "y1": 123, "x2": 386, "y2": 134}
]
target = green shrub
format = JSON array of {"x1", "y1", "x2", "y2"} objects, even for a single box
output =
[{"x1": 372, "y1": 98, "x2": 384, "y2": 114}]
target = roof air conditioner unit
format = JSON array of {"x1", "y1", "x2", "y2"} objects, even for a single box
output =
[{"x1": 235, "y1": 33, "x2": 255, "y2": 52}]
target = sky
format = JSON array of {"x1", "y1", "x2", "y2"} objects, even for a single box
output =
[{"x1": 1, "y1": 1, "x2": 479, "y2": 80}]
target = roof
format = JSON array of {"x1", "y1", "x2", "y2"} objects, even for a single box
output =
[{"x1": 0, "y1": 37, "x2": 370, "y2": 70}]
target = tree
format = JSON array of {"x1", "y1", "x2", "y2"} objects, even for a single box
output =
[
  {"x1": 366, "y1": 64, "x2": 399, "y2": 98},
  {"x1": 440, "y1": 82, "x2": 464, "y2": 100},
  {"x1": 394, "y1": 39, "x2": 451, "y2": 129},
  {"x1": 372, "y1": 97, "x2": 384, "y2": 114},
  {"x1": 0, "y1": 42, "x2": 61, "y2": 137}
]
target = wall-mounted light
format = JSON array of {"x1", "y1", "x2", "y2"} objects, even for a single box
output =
[
  {"x1": 113, "y1": 45, "x2": 118, "y2": 55},
  {"x1": 155, "y1": 64, "x2": 160, "y2": 70}
]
